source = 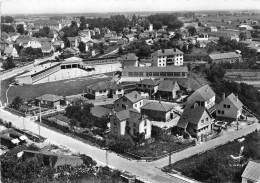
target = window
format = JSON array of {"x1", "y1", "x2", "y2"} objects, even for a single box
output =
[
  {"x1": 133, "y1": 123, "x2": 136, "y2": 127},
  {"x1": 222, "y1": 111, "x2": 224, "y2": 114},
  {"x1": 126, "y1": 121, "x2": 129, "y2": 126},
  {"x1": 174, "y1": 72, "x2": 181, "y2": 76},
  {"x1": 103, "y1": 90, "x2": 106, "y2": 93},
  {"x1": 206, "y1": 117, "x2": 209, "y2": 122},
  {"x1": 182, "y1": 72, "x2": 186, "y2": 76},
  {"x1": 144, "y1": 129, "x2": 147, "y2": 134},
  {"x1": 227, "y1": 105, "x2": 230, "y2": 108},
  {"x1": 117, "y1": 104, "x2": 119, "y2": 107},
  {"x1": 144, "y1": 120, "x2": 147, "y2": 126},
  {"x1": 114, "y1": 120, "x2": 117, "y2": 126},
  {"x1": 138, "y1": 84, "x2": 141, "y2": 87},
  {"x1": 129, "y1": 72, "x2": 133, "y2": 77},
  {"x1": 134, "y1": 72, "x2": 138, "y2": 77},
  {"x1": 135, "y1": 104, "x2": 137, "y2": 107},
  {"x1": 193, "y1": 129, "x2": 197, "y2": 132},
  {"x1": 139, "y1": 72, "x2": 143, "y2": 76},
  {"x1": 218, "y1": 110, "x2": 221, "y2": 114},
  {"x1": 118, "y1": 89, "x2": 121, "y2": 92},
  {"x1": 99, "y1": 90, "x2": 102, "y2": 93},
  {"x1": 140, "y1": 102, "x2": 142, "y2": 105},
  {"x1": 153, "y1": 72, "x2": 159, "y2": 76},
  {"x1": 201, "y1": 119, "x2": 204, "y2": 124},
  {"x1": 123, "y1": 97, "x2": 127, "y2": 102},
  {"x1": 224, "y1": 104, "x2": 226, "y2": 108}
]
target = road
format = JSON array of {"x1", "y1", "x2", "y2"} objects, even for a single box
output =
[{"x1": 1, "y1": 108, "x2": 259, "y2": 183}]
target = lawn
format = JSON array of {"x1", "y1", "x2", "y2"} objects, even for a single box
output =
[
  {"x1": 0, "y1": 73, "x2": 113, "y2": 104},
  {"x1": 163, "y1": 131, "x2": 260, "y2": 183},
  {"x1": 129, "y1": 139, "x2": 195, "y2": 158}
]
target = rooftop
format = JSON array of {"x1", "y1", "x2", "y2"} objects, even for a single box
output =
[
  {"x1": 242, "y1": 161, "x2": 260, "y2": 182},
  {"x1": 209, "y1": 52, "x2": 241, "y2": 60},
  {"x1": 158, "y1": 80, "x2": 180, "y2": 92},
  {"x1": 151, "y1": 48, "x2": 183, "y2": 57},
  {"x1": 141, "y1": 101, "x2": 173, "y2": 112},
  {"x1": 35, "y1": 94, "x2": 63, "y2": 102},
  {"x1": 122, "y1": 66, "x2": 188, "y2": 73}
]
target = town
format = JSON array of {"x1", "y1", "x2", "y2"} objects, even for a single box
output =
[{"x1": 0, "y1": 1, "x2": 260, "y2": 183}]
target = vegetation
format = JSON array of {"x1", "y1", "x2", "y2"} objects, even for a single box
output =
[
  {"x1": 164, "y1": 131, "x2": 260, "y2": 183},
  {"x1": 16, "y1": 24, "x2": 25, "y2": 34},
  {"x1": 1, "y1": 24, "x2": 15, "y2": 33},
  {"x1": 1, "y1": 57, "x2": 16, "y2": 70}
]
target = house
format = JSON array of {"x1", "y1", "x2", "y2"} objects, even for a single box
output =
[
  {"x1": 187, "y1": 85, "x2": 216, "y2": 110},
  {"x1": 67, "y1": 37, "x2": 78, "y2": 47},
  {"x1": 141, "y1": 100, "x2": 176, "y2": 122},
  {"x1": 109, "y1": 36, "x2": 122, "y2": 43},
  {"x1": 86, "y1": 81, "x2": 124, "y2": 100},
  {"x1": 104, "y1": 33, "x2": 113, "y2": 42},
  {"x1": 78, "y1": 29, "x2": 91, "y2": 42},
  {"x1": 136, "y1": 78, "x2": 161, "y2": 94},
  {"x1": 125, "y1": 34, "x2": 135, "y2": 42},
  {"x1": 27, "y1": 39, "x2": 42, "y2": 49},
  {"x1": 207, "y1": 52, "x2": 242, "y2": 64},
  {"x1": 4, "y1": 47, "x2": 18, "y2": 57},
  {"x1": 177, "y1": 104, "x2": 213, "y2": 139},
  {"x1": 120, "y1": 53, "x2": 139, "y2": 68},
  {"x1": 52, "y1": 40, "x2": 65, "y2": 50},
  {"x1": 15, "y1": 35, "x2": 33, "y2": 46},
  {"x1": 196, "y1": 33, "x2": 209, "y2": 42},
  {"x1": 142, "y1": 37, "x2": 153, "y2": 45},
  {"x1": 110, "y1": 108, "x2": 151, "y2": 139},
  {"x1": 245, "y1": 31, "x2": 252, "y2": 42},
  {"x1": 239, "y1": 24, "x2": 253, "y2": 31},
  {"x1": 114, "y1": 91, "x2": 144, "y2": 112},
  {"x1": 157, "y1": 80, "x2": 180, "y2": 99},
  {"x1": 35, "y1": 94, "x2": 65, "y2": 108},
  {"x1": 151, "y1": 48, "x2": 184, "y2": 67},
  {"x1": 210, "y1": 26, "x2": 218, "y2": 32},
  {"x1": 91, "y1": 105, "x2": 111, "y2": 118},
  {"x1": 41, "y1": 43, "x2": 54, "y2": 53},
  {"x1": 0, "y1": 39, "x2": 13, "y2": 52},
  {"x1": 216, "y1": 93, "x2": 243, "y2": 121},
  {"x1": 241, "y1": 160, "x2": 260, "y2": 183}
]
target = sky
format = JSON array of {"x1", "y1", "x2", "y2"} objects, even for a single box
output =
[{"x1": 1, "y1": 0, "x2": 260, "y2": 15}]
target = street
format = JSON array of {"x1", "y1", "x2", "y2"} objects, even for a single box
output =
[{"x1": 1, "y1": 108, "x2": 259, "y2": 183}]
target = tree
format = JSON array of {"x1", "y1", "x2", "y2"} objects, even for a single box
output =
[
  {"x1": 239, "y1": 32, "x2": 246, "y2": 41},
  {"x1": 42, "y1": 26, "x2": 50, "y2": 36},
  {"x1": 136, "y1": 45, "x2": 151, "y2": 58},
  {"x1": 79, "y1": 16, "x2": 87, "y2": 30},
  {"x1": 187, "y1": 26, "x2": 197, "y2": 36},
  {"x1": 1, "y1": 24, "x2": 15, "y2": 33},
  {"x1": 16, "y1": 24, "x2": 25, "y2": 34},
  {"x1": 69, "y1": 118, "x2": 78, "y2": 131},
  {"x1": 10, "y1": 96, "x2": 23, "y2": 110},
  {"x1": 2, "y1": 16, "x2": 14, "y2": 23},
  {"x1": 2, "y1": 57, "x2": 16, "y2": 70},
  {"x1": 78, "y1": 41, "x2": 86, "y2": 52},
  {"x1": 173, "y1": 33, "x2": 182, "y2": 40},
  {"x1": 118, "y1": 46, "x2": 123, "y2": 55}
]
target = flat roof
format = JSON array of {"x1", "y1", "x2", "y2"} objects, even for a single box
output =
[{"x1": 122, "y1": 66, "x2": 188, "y2": 73}]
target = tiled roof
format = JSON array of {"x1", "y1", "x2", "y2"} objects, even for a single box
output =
[
  {"x1": 151, "y1": 48, "x2": 183, "y2": 57},
  {"x1": 91, "y1": 106, "x2": 111, "y2": 118},
  {"x1": 177, "y1": 105, "x2": 211, "y2": 129},
  {"x1": 158, "y1": 80, "x2": 180, "y2": 92},
  {"x1": 115, "y1": 108, "x2": 138, "y2": 121},
  {"x1": 35, "y1": 94, "x2": 63, "y2": 102},
  {"x1": 67, "y1": 37, "x2": 77, "y2": 42},
  {"x1": 41, "y1": 43, "x2": 52, "y2": 50},
  {"x1": 124, "y1": 91, "x2": 143, "y2": 103},
  {"x1": 121, "y1": 53, "x2": 138, "y2": 61},
  {"x1": 218, "y1": 93, "x2": 243, "y2": 110},
  {"x1": 196, "y1": 84, "x2": 215, "y2": 101},
  {"x1": 122, "y1": 66, "x2": 188, "y2": 73},
  {"x1": 209, "y1": 52, "x2": 241, "y2": 60},
  {"x1": 87, "y1": 81, "x2": 122, "y2": 91},
  {"x1": 242, "y1": 161, "x2": 260, "y2": 182},
  {"x1": 141, "y1": 101, "x2": 173, "y2": 112}
]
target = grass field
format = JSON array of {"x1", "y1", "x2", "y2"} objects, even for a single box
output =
[
  {"x1": 0, "y1": 73, "x2": 113, "y2": 104},
  {"x1": 164, "y1": 131, "x2": 260, "y2": 183}
]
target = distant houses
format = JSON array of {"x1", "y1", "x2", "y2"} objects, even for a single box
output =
[{"x1": 206, "y1": 52, "x2": 242, "y2": 64}]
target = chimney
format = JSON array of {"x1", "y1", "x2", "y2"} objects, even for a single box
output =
[
  {"x1": 192, "y1": 102, "x2": 198, "y2": 109},
  {"x1": 222, "y1": 93, "x2": 225, "y2": 100},
  {"x1": 159, "y1": 96, "x2": 161, "y2": 103},
  {"x1": 235, "y1": 95, "x2": 238, "y2": 102},
  {"x1": 162, "y1": 49, "x2": 165, "y2": 53}
]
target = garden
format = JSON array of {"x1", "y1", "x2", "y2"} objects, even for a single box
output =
[{"x1": 163, "y1": 131, "x2": 260, "y2": 183}]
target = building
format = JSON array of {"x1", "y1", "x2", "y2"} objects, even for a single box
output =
[
  {"x1": 239, "y1": 24, "x2": 253, "y2": 31},
  {"x1": 157, "y1": 80, "x2": 180, "y2": 99},
  {"x1": 210, "y1": 26, "x2": 218, "y2": 32},
  {"x1": 136, "y1": 78, "x2": 161, "y2": 94},
  {"x1": 90, "y1": 105, "x2": 111, "y2": 119},
  {"x1": 151, "y1": 48, "x2": 184, "y2": 67},
  {"x1": 187, "y1": 85, "x2": 216, "y2": 110},
  {"x1": 67, "y1": 37, "x2": 79, "y2": 47},
  {"x1": 121, "y1": 66, "x2": 188, "y2": 81},
  {"x1": 4, "y1": 47, "x2": 18, "y2": 57},
  {"x1": 35, "y1": 94, "x2": 64, "y2": 108},
  {"x1": 149, "y1": 24, "x2": 153, "y2": 32},
  {"x1": 120, "y1": 53, "x2": 139, "y2": 68},
  {"x1": 110, "y1": 108, "x2": 151, "y2": 139},
  {"x1": 216, "y1": 93, "x2": 243, "y2": 121},
  {"x1": 114, "y1": 91, "x2": 144, "y2": 112},
  {"x1": 207, "y1": 52, "x2": 242, "y2": 64},
  {"x1": 41, "y1": 43, "x2": 54, "y2": 54},
  {"x1": 241, "y1": 160, "x2": 260, "y2": 183},
  {"x1": 86, "y1": 81, "x2": 124, "y2": 100},
  {"x1": 141, "y1": 101, "x2": 176, "y2": 122},
  {"x1": 83, "y1": 56, "x2": 119, "y2": 66},
  {"x1": 177, "y1": 104, "x2": 213, "y2": 139}
]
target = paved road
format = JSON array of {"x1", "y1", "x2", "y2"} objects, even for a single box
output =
[{"x1": 1, "y1": 108, "x2": 259, "y2": 183}]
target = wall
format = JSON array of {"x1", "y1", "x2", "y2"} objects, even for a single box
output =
[
  {"x1": 15, "y1": 75, "x2": 33, "y2": 85},
  {"x1": 216, "y1": 100, "x2": 242, "y2": 120},
  {"x1": 114, "y1": 97, "x2": 133, "y2": 112}
]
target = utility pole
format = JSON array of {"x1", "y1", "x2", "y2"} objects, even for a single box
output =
[{"x1": 39, "y1": 100, "x2": 42, "y2": 123}]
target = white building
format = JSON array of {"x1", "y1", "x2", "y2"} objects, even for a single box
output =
[{"x1": 151, "y1": 48, "x2": 184, "y2": 67}]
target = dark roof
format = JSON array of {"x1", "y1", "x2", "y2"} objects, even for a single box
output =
[
  {"x1": 115, "y1": 108, "x2": 138, "y2": 121},
  {"x1": 151, "y1": 48, "x2": 183, "y2": 57},
  {"x1": 242, "y1": 161, "x2": 260, "y2": 182},
  {"x1": 121, "y1": 53, "x2": 138, "y2": 61},
  {"x1": 91, "y1": 106, "x2": 111, "y2": 118},
  {"x1": 122, "y1": 66, "x2": 188, "y2": 73},
  {"x1": 124, "y1": 91, "x2": 143, "y2": 103},
  {"x1": 35, "y1": 94, "x2": 63, "y2": 102},
  {"x1": 87, "y1": 81, "x2": 122, "y2": 91},
  {"x1": 158, "y1": 80, "x2": 180, "y2": 92},
  {"x1": 188, "y1": 85, "x2": 215, "y2": 103},
  {"x1": 177, "y1": 105, "x2": 211, "y2": 129},
  {"x1": 209, "y1": 52, "x2": 241, "y2": 60},
  {"x1": 141, "y1": 101, "x2": 173, "y2": 112}
]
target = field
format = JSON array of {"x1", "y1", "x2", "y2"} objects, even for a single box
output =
[
  {"x1": 164, "y1": 131, "x2": 260, "y2": 183},
  {"x1": 0, "y1": 73, "x2": 113, "y2": 104}
]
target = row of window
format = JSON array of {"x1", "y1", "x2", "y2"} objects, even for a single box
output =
[
  {"x1": 194, "y1": 125, "x2": 209, "y2": 133},
  {"x1": 128, "y1": 72, "x2": 186, "y2": 77},
  {"x1": 201, "y1": 117, "x2": 209, "y2": 124},
  {"x1": 218, "y1": 110, "x2": 225, "y2": 114},
  {"x1": 223, "y1": 104, "x2": 231, "y2": 108},
  {"x1": 158, "y1": 55, "x2": 182, "y2": 59}
]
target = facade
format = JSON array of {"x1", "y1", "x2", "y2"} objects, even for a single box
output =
[
  {"x1": 242, "y1": 161, "x2": 260, "y2": 183},
  {"x1": 86, "y1": 81, "x2": 124, "y2": 100},
  {"x1": 35, "y1": 94, "x2": 64, "y2": 108},
  {"x1": 83, "y1": 56, "x2": 119, "y2": 66},
  {"x1": 187, "y1": 85, "x2": 216, "y2": 110},
  {"x1": 210, "y1": 26, "x2": 218, "y2": 32},
  {"x1": 41, "y1": 43, "x2": 54, "y2": 53},
  {"x1": 207, "y1": 52, "x2": 242, "y2": 63},
  {"x1": 141, "y1": 101, "x2": 175, "y2": 122},
  {"x1": 110, "y1": 108, "x2": 151, "y2": 139},
  {"x1": 216, "y1": 93, "x2": 243, "y2": 121},
  {"x1": 4, "y1": 47, "x2": 18, "y2": 57},
  {"x1": 157, "y1": 80, "x2": 180, "y2": 99},
  {"x1": 151, "y1": 48, "x2": 184, "y2": 67},
  {"x1": 114, "y1": 91, "x2": 144, "y2": 112},
  {"x1": 67, "y1": 37, "x2": 79, "y2": 47},
  {"x1": 120, "y1": 53, "x2": 139, "y2": 68},
  {"x1": 136, "y1": 78, "x2": 161, "y2": 94},
  {"x1": 121, "y1": 66, "x2": 188, "y2": 80},
  {"x1": 177, "y1": 104, "x2": 213, "y2": 138}
]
